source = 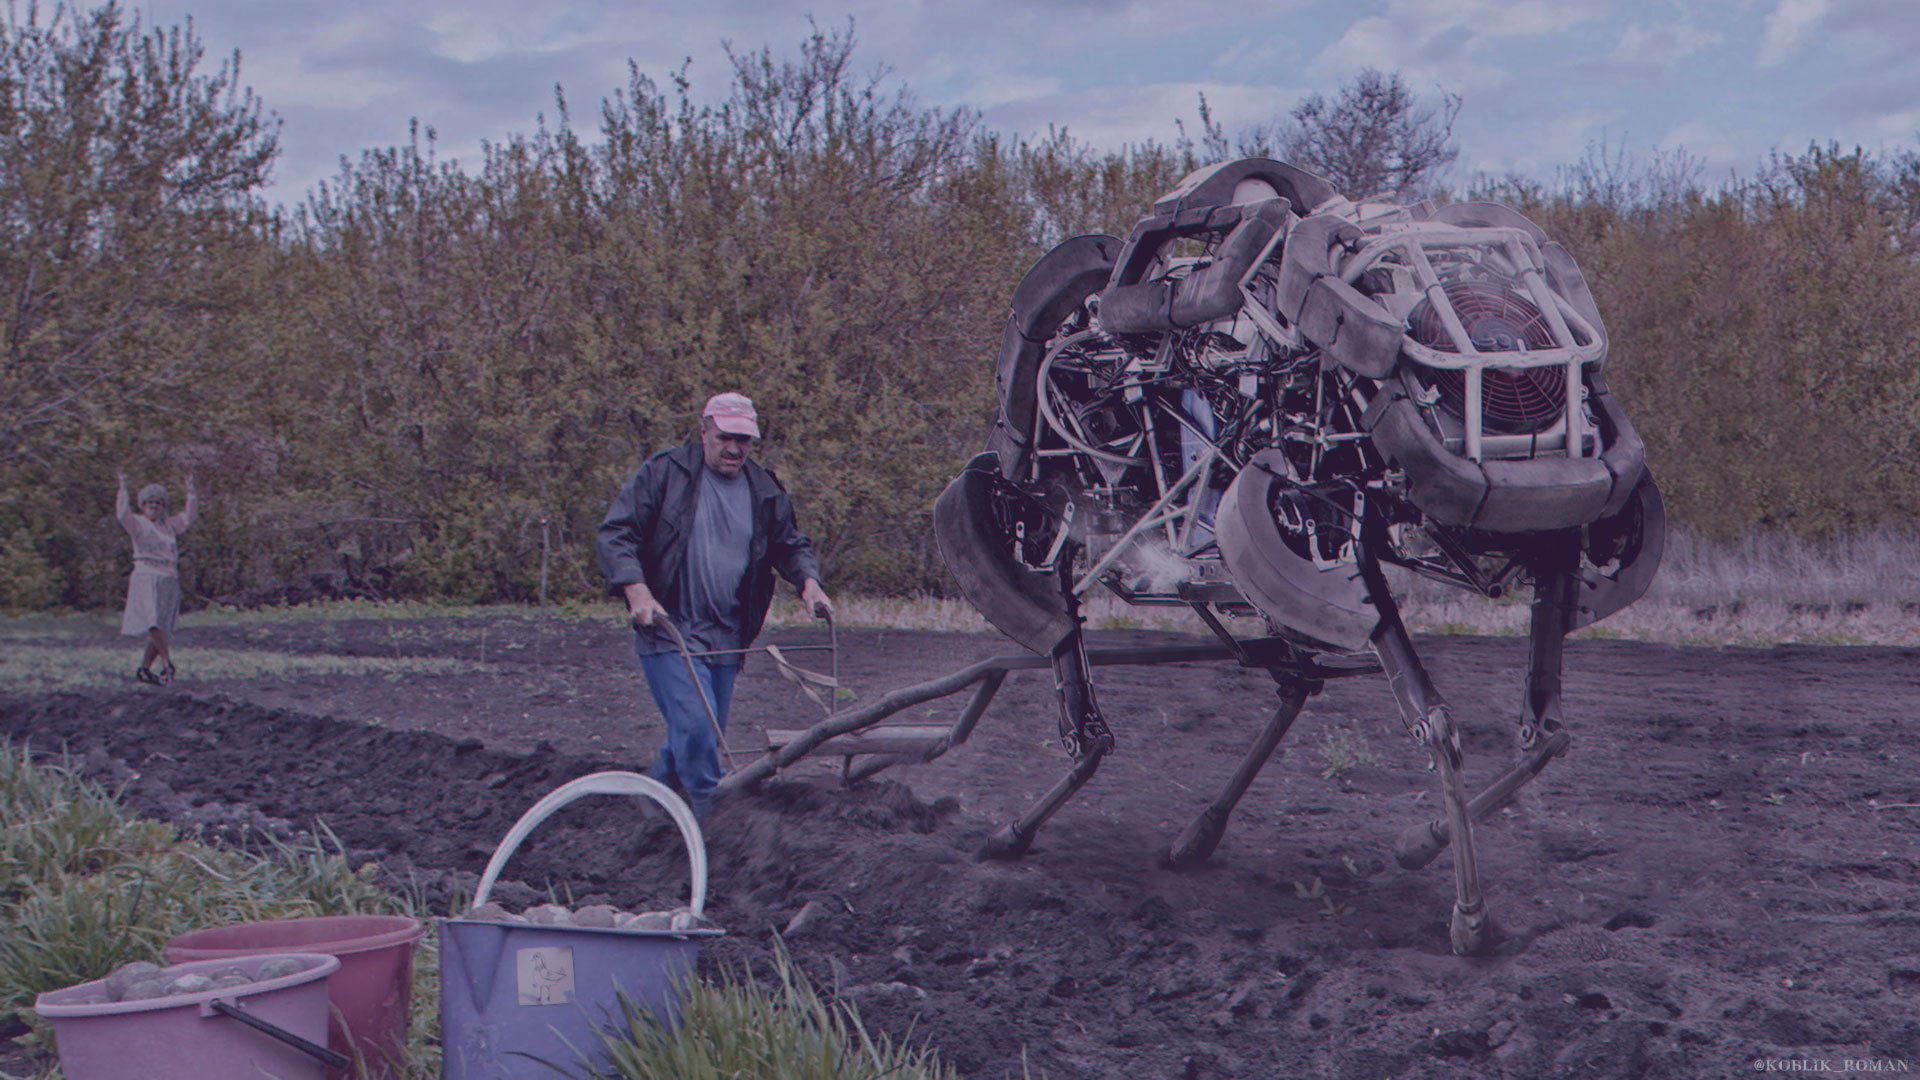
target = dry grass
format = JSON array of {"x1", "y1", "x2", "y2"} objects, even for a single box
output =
[
  {"x1": 1646, "y1": 528, "x2": 1920, "y2": 609},
  {"x1": 0, "y1": 601, "x2": 544, "y2": 642},
  {"x1": 184, "y1": 599, "x2": 500, "y2": 625},
  {"x1": 763, "y1": 591, "x2": 1201, "y2": 635},
  {"x1": 7, "y1": 528, "x2": 1914, "y2": 653},
  {"x1": 769, "y1": 528, "x2": 1920, "y2": 648},
  {"x1": 0, "y1": 646, "x2": 489, "y2": 694},
  {"x1": 1392, "y1": 527, "x2": 1920, "y2": 646}
]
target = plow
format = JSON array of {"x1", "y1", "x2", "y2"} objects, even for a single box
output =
[{"x1": 720, "y1": 158, "x2": 1663, "y2": 956}]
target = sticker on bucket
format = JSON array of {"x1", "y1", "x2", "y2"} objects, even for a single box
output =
[{"x1": 516, "y1": 947, "x2": 574, "y2": 1006}]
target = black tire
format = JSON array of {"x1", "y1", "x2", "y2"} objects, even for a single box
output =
[
  {"x1": 1214, "y1": 450, "x2": 1378, "y2": 652},
  {"x1": 934, "y1": 454, "x2": 1074, "y2": 654}
]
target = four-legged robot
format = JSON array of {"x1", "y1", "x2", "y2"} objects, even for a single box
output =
[{"x1": 935, "y1": 159, "x2": 1663, "y2": 954}]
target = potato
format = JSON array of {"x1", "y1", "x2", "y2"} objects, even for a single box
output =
[{"x1": 104, "y1": 960, "x2": 164, "y2": 1001}]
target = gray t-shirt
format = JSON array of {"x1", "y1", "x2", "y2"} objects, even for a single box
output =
[{"x1": 640, "y1": 467, "x2": 754, "y2": 662}]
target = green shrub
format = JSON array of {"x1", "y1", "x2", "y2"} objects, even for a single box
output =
[{"x1": 0, "y1": 533, "x2": 60, "y2": 610}]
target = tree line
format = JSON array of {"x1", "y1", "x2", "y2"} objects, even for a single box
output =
[{"x1": 2, "y1": 4, "x2": 1916, "y2": 610}]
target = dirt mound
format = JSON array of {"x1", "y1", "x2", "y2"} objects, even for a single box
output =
[{"x1": 6, "y1": 625, "x2": 1920, "y2": 1077}]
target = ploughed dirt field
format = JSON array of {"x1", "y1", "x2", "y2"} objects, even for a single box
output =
[{"x1": 6, "y1": 612, "x2": 1920, "y2": 1078}]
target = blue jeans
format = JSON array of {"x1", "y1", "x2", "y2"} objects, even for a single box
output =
[{"x1": 638, "y1": 653, "x2": 740, "y2": 821}]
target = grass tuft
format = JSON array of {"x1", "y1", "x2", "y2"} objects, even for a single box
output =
[
  {"x1": 1317, "y1": 723, "x2": 1380, "y2": 780},
  {"x1": 556, "y1": 941, "x2": 959, "y2": 1080},
  {"x1": 0, "y1": 743, "x2": 433, "y2": 1077}
]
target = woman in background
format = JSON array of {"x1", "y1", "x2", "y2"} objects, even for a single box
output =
[{"x1": 115, "y1": 470, "x2": 197, "y2": 684}]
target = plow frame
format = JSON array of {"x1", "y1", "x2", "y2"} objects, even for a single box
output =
[{"x1": 716, "y1": 641, "x2": 1379, "y2": 794}]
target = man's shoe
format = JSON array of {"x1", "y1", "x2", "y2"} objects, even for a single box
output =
[
  {"x1": 159, "y1": 662, "x2": 176, "y2": 685},
  {"x1": 135, "y1": 667, "x2": 161, "y2": 685}
]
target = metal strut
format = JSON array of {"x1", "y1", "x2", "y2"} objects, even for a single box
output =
[
  {"x1": 723, "y1": 640, "x2": 1308, "y2": 797},
  {"x1": 1050, "y1": 546, "x2": 1114, "y2": 761},
  {"x1": 980, "y1": 544, "x2": 1114, "y2": 860},
  {"x1": 1360, "y1": 546, "x2": 1492, "y2": 956},
  {"x1": 1520, "y1": 533, "x2": 1577, "y2": 751},
  {"x1": 1163, "y1": 671, "x2": 1313, "y2": 869},
  {"x1": 1392, "y1": 533, "x2": 1579, "y2": 871}
]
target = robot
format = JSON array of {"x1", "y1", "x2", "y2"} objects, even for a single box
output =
[{"x1": 934, "y1": 159, "x2": 1663, "y2": 954}]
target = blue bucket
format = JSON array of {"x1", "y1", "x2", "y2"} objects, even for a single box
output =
[{"x1": 439, "y1": 773, "x2": 724, "y2": 1079}]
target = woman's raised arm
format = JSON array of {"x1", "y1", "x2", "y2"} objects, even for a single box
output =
[
  {"x1": 114, "y1": 470, "x2": 137, "y2": 531},
  {"x1": 170, "y1": 474, "x2": 199, "y2": 532}
]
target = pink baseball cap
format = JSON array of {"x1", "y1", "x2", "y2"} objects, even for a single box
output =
[{"x1": 702, "y1": 391, "x2": 760, "y2": 437}]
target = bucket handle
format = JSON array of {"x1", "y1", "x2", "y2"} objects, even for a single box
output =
[
  {"x1": 470, "y1": 772, "x2": 708, "y2": 917},
  {"x1": 203, "y1": 998, "x2": 351, "y2": 1069}
]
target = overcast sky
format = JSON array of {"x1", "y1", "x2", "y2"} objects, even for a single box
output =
[{"x1": 135, "y1": 0, "x2": 1920, "y2": 209}]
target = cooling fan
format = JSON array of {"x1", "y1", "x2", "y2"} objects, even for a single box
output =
[{"x1": 1408, "y1": 281, "x2": 1566, "y2": 435}]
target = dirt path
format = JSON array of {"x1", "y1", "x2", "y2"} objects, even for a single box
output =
[{"x1": 6, "y1": 618, "x2": 1920, "y2": 1078}]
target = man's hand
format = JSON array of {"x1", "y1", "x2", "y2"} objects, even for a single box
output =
[
  {"x1": 801, "y1": 578, "x2": 833, "y2": 621},
  {"x1": 623, "y1": 583, "x2": 667, "y2": 630}
]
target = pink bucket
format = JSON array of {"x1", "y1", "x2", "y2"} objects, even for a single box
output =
[
  {"x1": 35, "y1": 953, "x2": 340, "y2": 1080},
  {"x1": 166, "y1": 915, "x2": 424, "y2": 1080}
]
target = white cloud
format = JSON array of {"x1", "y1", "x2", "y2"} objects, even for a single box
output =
[
  {"x1": 1461, "y1": 0, "x2": 1607, "y2": 38},
  {"x1": 959, "y1": 74, "x2": 1067, "y2": 111},
  {"x1": 1612, "y1": 19, "x2": 1722, "y2": 67},
  {"x1": 1210, "y1": 34, "x2": 1295, "y2": 77},
  {"x1": 1758, "y1": 0, "x2": 1829, "y2": 67},
  {"x1": 1657, "y1": 120, "x2": 1741, "y2": 166},
  {"x1": 1311, "y1": 15, "x2": 1404, "y2": 77},
  {"x1": 1463, "y1": 107, "x2": 1624, "y2": 179},
  {"x1": 1307, "y1": 0, "x2": 1611, "y2": 93},
  {"x1": 1539, "y1": 109, "x2": 1627, "y2": 167},
  {"x1": 1075, "y1": 0, "x2": 1312, "y2": 33},
  {"x1": 123, "y1": 0, "x2": 1901, "y2": 208},
  {"x1": 1861, "y1": 108, "x2": 1920, "y2": 146},
  {"x1": 418, "y1": 16, "x2": 512, "y2": 64},
  {"x1": 981, "y1": 81, "x2": 1303, "y2": 153}
]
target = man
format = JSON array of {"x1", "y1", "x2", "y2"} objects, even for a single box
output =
[{"x1": 597, "y1": 391, "x2": 833, "y2": 820}]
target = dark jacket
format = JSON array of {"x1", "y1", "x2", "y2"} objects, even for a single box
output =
[{"x1": 597, "y1": 441, "x2": 824, "y2": 650}]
